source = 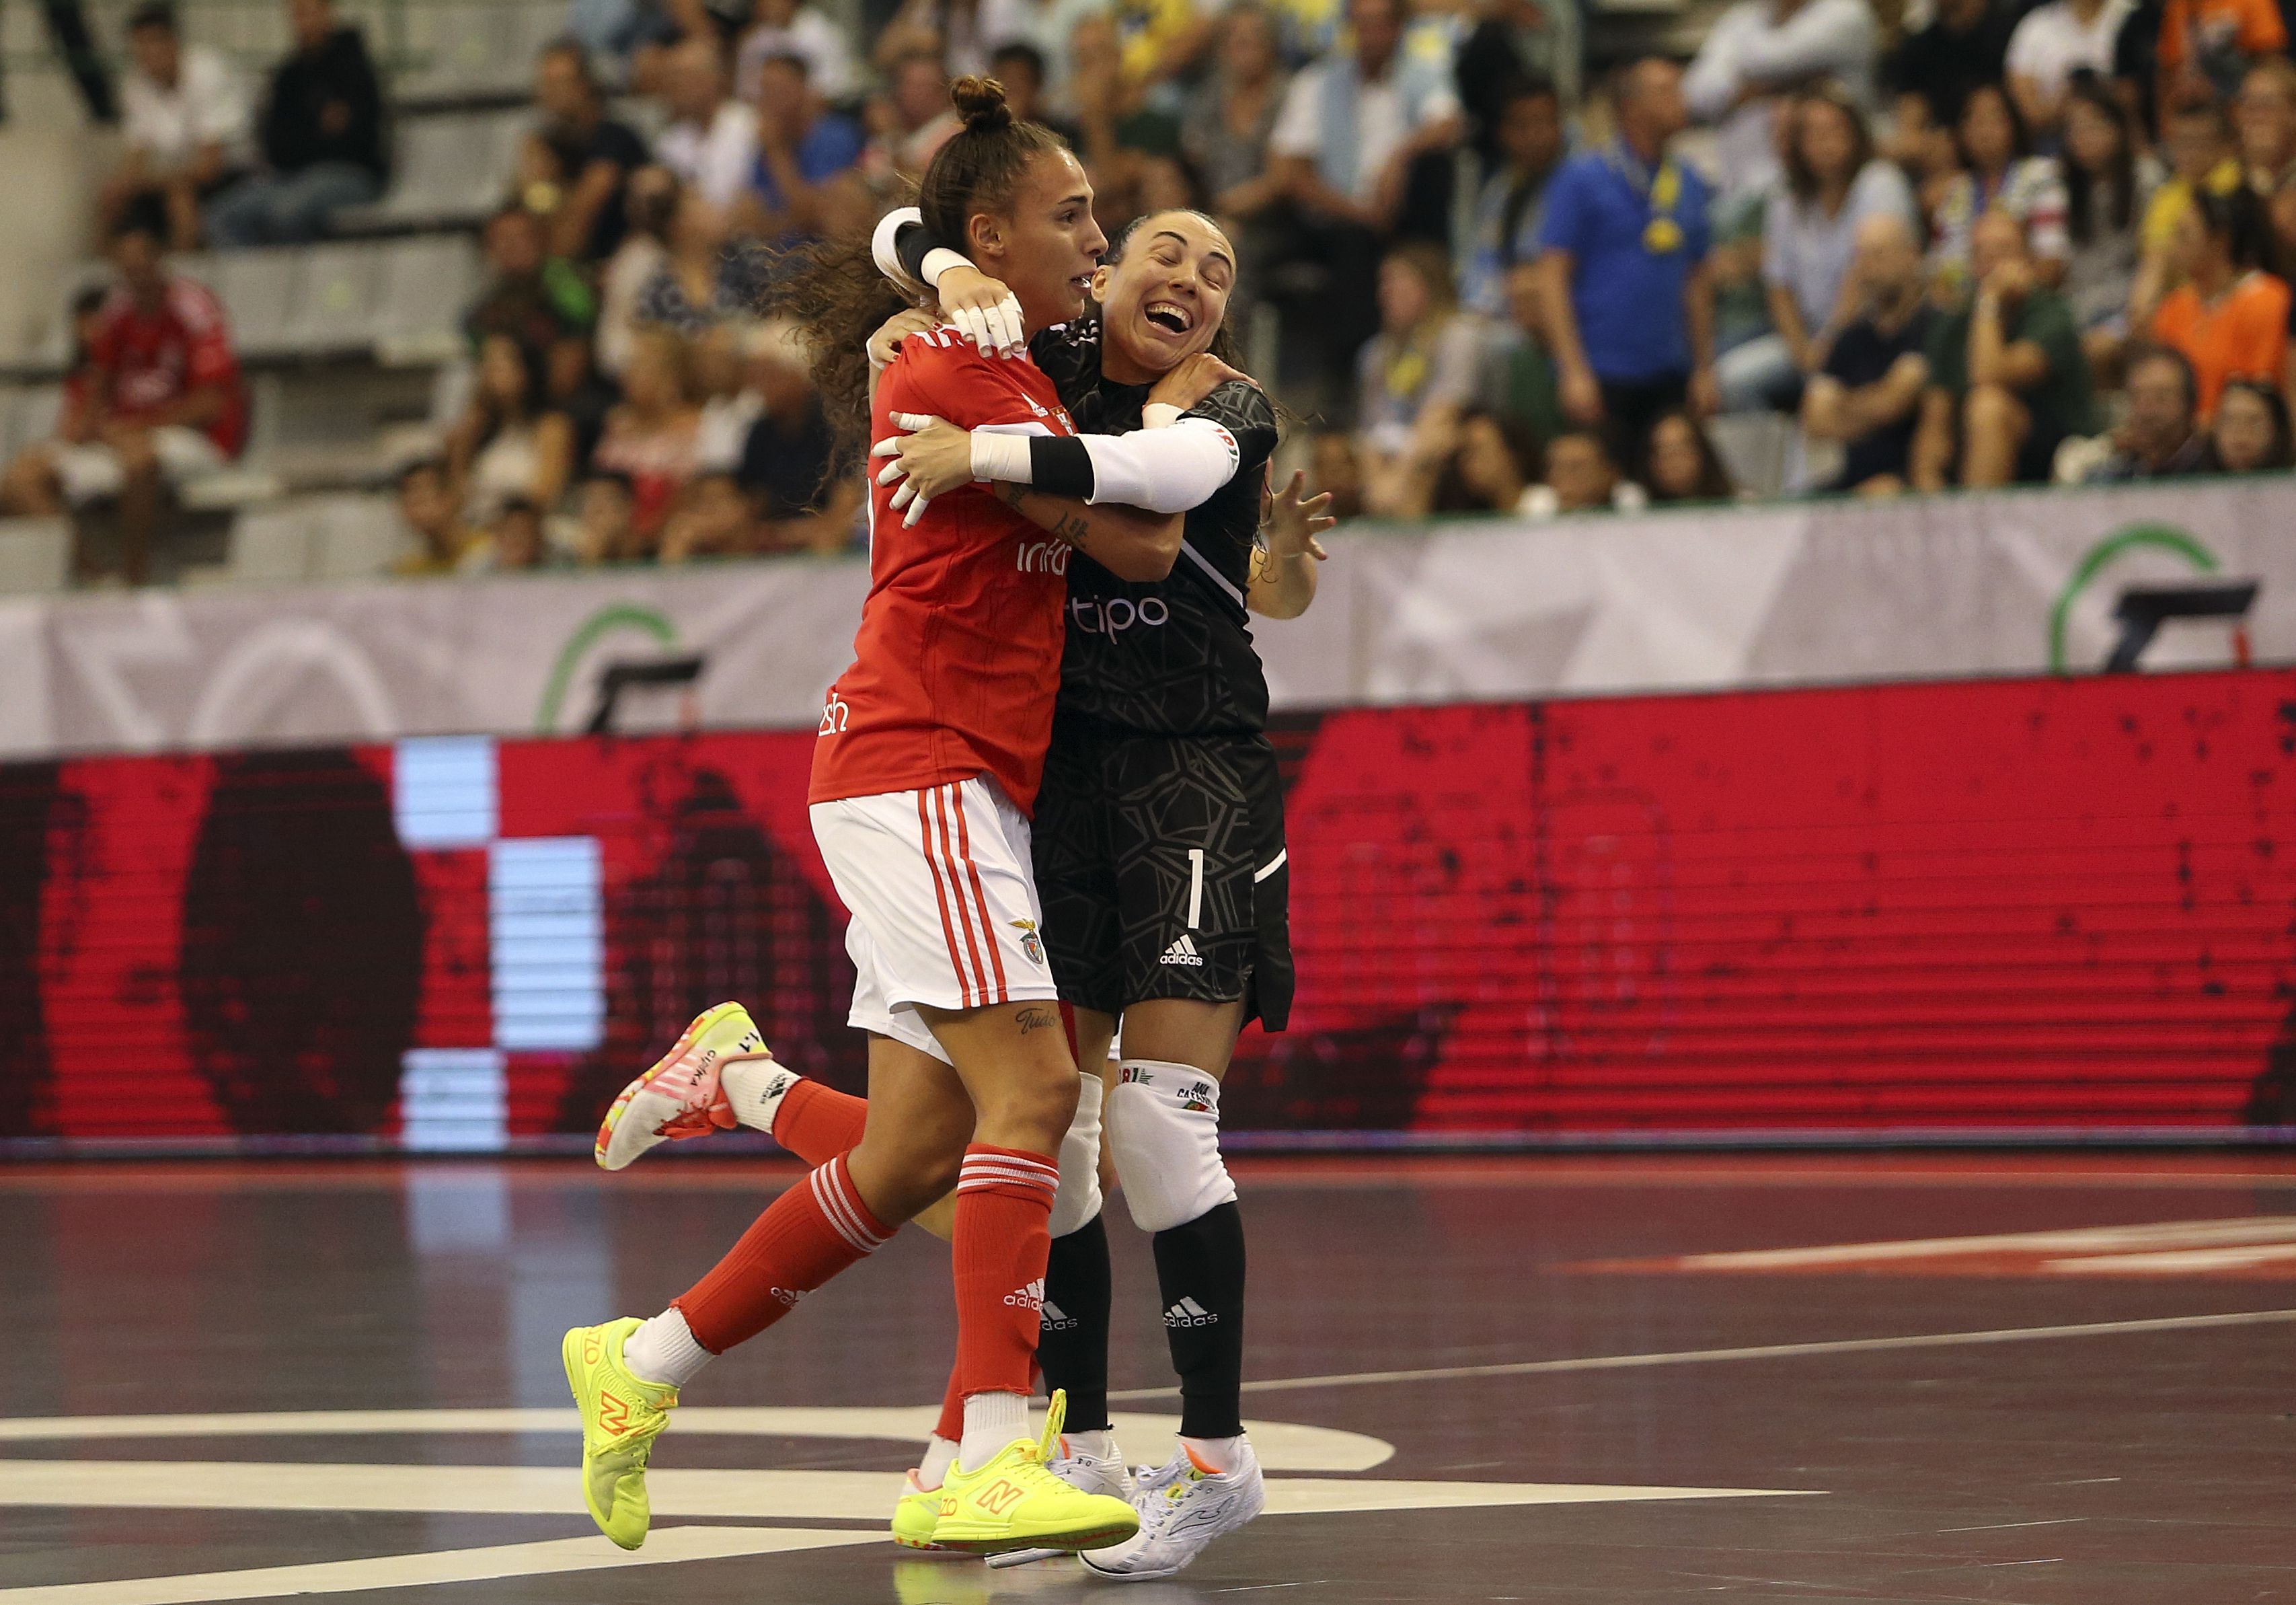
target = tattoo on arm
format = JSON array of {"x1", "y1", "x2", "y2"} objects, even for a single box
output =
[
  {"x1": 997, "y1": 482, "x2": 1093, "y2": 553},
  {"x1": 1015, "y1": 1005, "x2": 1059, "y2": 1035}
]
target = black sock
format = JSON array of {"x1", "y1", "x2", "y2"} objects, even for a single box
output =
[
  {"x1": 1039, "y1": 1210, "x2": 1113, "y2": 1432},
  {"x1": 1153, "y1": 1200, "x2": 1246, "y2": 1441}
]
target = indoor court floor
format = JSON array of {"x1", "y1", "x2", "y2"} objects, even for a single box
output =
[{"x1": 4, "y1": 1151, "x2": 2294, "y2": 1604}]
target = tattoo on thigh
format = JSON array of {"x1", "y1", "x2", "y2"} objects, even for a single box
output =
[{"x1": 1016, "y1": 1005, "x2": 1059, "y2": 1035}]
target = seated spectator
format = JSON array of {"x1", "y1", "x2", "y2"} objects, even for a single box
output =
[
  {"x1": 444, "y1": 334, "x2": 576, "y2": 525},
  {"x1": 1911, "y1": 210, "x2": 2099, "y2": 488},
  {"x1": 1311, "y1": 428, "x2": 1367, "y2": 519},
  {"x1": 735, "y1": 322, "x2": 857, "y2": 551},
  {"x1": 1535, "y1": 58, "x2": 1718, "y2": 455},
  {"x1": 2237, "y1": 57, "x2": 2296, "y2": 194},
  {"x1": 1683, "y1": 0, "x2": 1878, "y2": 198},
  {"x1": 546, "y1": 324, "x2": 617, "y2": 467},
  {"x1": 1525, "y1": 426, "x2": 1646, "y2": 516},
  {"x1": 2005, "y1": 0, "x2": 2130, "y2": 135},
  {"x1": 1642, "y1": 408, "x2": 1737, "y2": 502},
  {"x1": 738, "y1": 52, "x2": 864, "y2": 241},
  {"x1": 1459, "y1": 77, "x2": 1564, "y2": 318},
  {"x1": 0, "y1": 205, "x2": 245, "y2": 586},
  {"x1": 464, "y1": 205, "x2": 598, "y2": 363},
  {"x1": 653, "y1": 35, "x2": 758, "y2": 209},
  {"x1": 599, "y1": 165, "x2": 677, "y2": 377},
  {"x1": 1884, "y1": 0, "x2": 2017, "y2": 131},
  {"x1": 574, "y1": 469, "x2": 642, "y2": 562},
  {"x1": 2207, "y1": 375, "x2": 2295, "y2": 468},
  {"x1": 1722, "y1": 81, "x2": 1915, "y2": 413},
  {"x1": 1357, "y1": 244, "x2": 1483, "y2": 460},
  {"x1": 864, "y1": 50, "x2": 958, "y2": 186},
  {"x1": 464, "y1": 496, "x2": 561, "y2": 572},
  {"x1": 2158, "y1": 0, "x2": 2285, "y2": 102},
  {"x1": 1180, "y1": 7, "x2": 1288, "y2": 233},
  {"x1": 2134, "y1": 93, "x2": 2244, "y2": 324},
  {"x1": 1264, "y1": 0, "x2": 1465, "y2": 395},
  {"x1": 991, "y1": 42, "x2": 1081, "y2": 144},
  {"x1": 638, "y1": 185, "x2": 768, "y2": 336},
  {"x1": 103, "y1": 2, "x2": 252, "y2": 251},
  {"x1": 1930, "y1": 83, "x2": 2071, "y2": 293},
  {"x1": 734, "y1": 0, "x2": 856, "y2": 102},
  {"x1": 1425, "y1": 408, "x2": 1543, "y2": 515},
  {"x1": 2149, "y1": 184, "x2": 2288, "y2": 417},
  {"x1": 2087, "y1": 342, "x2": 2211, "y2": 477},
  {"x1": 1478, "y1": 262, "x2": 1564, "y2": 447},
  {"x1": 521, "y1": 39, "x2": 652, "y2": 264},
  {"x1": 592, "y1": 330, "x2": 701, "y2": 551},
  {"x1": 205, "y1": 0, "x2": 385, "y2": 248},
  {"x1": 1802, "y1": 211, "x2": 1936, "y2": 494},
  {"x1": 393, "y1": 457, "x2": 484, "y2": 576},
  {"x1": 660, "y1": 470, "x2": 756, "y2": 561},
  {"x1": 2061, "y1": 79, "x2": 2162, "y2": 379}
]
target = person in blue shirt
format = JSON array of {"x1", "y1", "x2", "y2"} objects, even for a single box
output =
[
  {"x1": 742, "y1": 51, "x2": 864, "y2": 242},
  {"x1": 1532, "y1": 56, "x2": 1720, "y2": 458}
]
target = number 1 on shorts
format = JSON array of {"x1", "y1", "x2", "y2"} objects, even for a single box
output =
[{"x1": 1187, "y1": 847, "x2": 1204, "y2": 930}]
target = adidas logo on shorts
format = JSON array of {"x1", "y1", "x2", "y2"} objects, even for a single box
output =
[
  {"x1": 1164, "y1": 1296, "x2": 1217, "y2": 1328},
  {"x1": 1004, "y1": 1277, "x2": 1046, "y2": 1312},
  {"x1": 1041, "y1": 1297, "x2": 1079, "y2": 1333},
  {"x1": 1159, "y1": 934, "x2": 1206, "y2": 967}
]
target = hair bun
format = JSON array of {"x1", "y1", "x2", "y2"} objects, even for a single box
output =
[{"x1": 950, "y1": 75, "x2": 1013, "y2": 132}]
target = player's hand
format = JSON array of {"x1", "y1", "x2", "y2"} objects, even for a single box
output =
[
  {"x1": 870, "y1": 412, "x2": 978, "y2": 527},
  {"x1": 935, "y1": 264, "x2": 1026, "y2": 359},
  {"x1": 1261, "y1": 470, "x2": 1334, "y2": 562},
  {"x1": 868, "y1": 307, "x2": 938, "y2": 373},
  {"x1": 1149, "y1": 352, "x2": 1247, "y2": 416}
]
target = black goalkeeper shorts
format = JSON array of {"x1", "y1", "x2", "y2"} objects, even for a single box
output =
[{"x1": 1032, "y1": 715, "x2": 1292, "y2": 1031}]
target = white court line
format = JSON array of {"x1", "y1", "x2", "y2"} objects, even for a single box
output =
[
  {"x1": 1669, "y1": 1216, "x2": 2296, "y2": 1270},
  {"x1": 0, "y1": 1527, "x2": 880, "y2": 1605},
  {"x1": 1108, "y1": 1306, "x2": 2296, "y2": 1400}
]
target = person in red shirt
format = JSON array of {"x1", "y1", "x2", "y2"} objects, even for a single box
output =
[
  {"x1": 0, "y1": 200, "x2": 245, "y2": 584},
  {"x1": 560, "y1": 76, "x2": 1192, "y2": 1561}
]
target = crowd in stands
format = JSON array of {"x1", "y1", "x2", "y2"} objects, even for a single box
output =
[{"x1": 11, "y1": 0, "x2": 2296, "y2": 582}]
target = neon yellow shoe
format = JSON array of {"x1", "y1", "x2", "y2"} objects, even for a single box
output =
[
  {"x1": 890, "y1": 1468, "x2": 957, "y2": 1550},
  {"x1": 595, "y1": 1002, "x2": 777, "y2": 1170},
  {"x1": 562, "y1": 1316, "x2": 679, "y2": 1549},
  {"x1": 928, "y1": 1390, "x2": 1141, "y2": 1557}
]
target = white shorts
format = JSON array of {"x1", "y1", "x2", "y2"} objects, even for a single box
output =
[
  {"x1": 47, "y1": 426, "x2": 226, "y2": 505},
  {"x1": 811, "y1": 774, "x2": 1060, "y2": 1064}
]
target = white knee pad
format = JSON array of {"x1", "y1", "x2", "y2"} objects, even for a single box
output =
[
  {"x1": 1108, "y1": 1059, "x2": 1235, "y2": 1234},
  {"x1": 1048, "y1": 1072, "x2": 1105, "y2": 1238}
]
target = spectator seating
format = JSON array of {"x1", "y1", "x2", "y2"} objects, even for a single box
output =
[
  {"x1": 336, "y1": 108, "x2": 529, "y2": 233},
  {"x1": 224, "y1": 493, "x2": 409, "y2": 582}
]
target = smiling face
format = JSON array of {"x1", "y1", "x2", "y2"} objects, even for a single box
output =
[
  {"x1": 1093, "y1": 213, "x2": 1235, "y2": 376},
  {"x1": 970, "y1": 147, "x2": 1108, "y2": 336}
]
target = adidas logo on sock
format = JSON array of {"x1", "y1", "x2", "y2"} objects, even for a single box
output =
[
  {"x1": 1003, "y1": 1277, "x2": 1046, "y2": 1312},
  {"x1": 1163, "y1": 1296, "x2": 1217, "y2": 1328},
  {"x1": 1159, "y1": 933, "x2": 1206, "y2": 967},
  {"x1": 1041, "y1": 1297, "x2": 1079, "y2": 1333}
]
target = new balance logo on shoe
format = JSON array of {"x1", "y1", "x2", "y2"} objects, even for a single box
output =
[
  {"x1": 1042, "y1": 1297, "x2": 1079, "y2": 1332},
  {"x1": 1163, "y1": 1296, "x2": 1217, "y2": 1328},
  {"x1": 1159, "y1": 934, "x2": 1206, "y2": 967},
  {"x1": 1004, "y1": 1277, "x2": 1046, "y2": 1312}
]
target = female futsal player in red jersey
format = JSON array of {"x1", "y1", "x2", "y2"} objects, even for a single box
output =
[{"x1": 561, "y1": 77, "x2": 1191, "y2": 1561}]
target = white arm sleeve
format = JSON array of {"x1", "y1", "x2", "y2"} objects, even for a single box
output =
[
  {"x1": 871, "y1": 206, "x2": 928, "y2": 297},
  {"x1": 1079, "y1": 416, "x2": 1242, "y2": 513}
]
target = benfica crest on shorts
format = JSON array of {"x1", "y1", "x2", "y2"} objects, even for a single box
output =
[{"x1": 1009, "y1": 918, "x2": 1046, "y2": 967}]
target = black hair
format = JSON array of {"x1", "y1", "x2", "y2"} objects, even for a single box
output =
[
  {"x1": 126, "y1": 1, "x2": 176, "y2": 34},
  {"x1": 583, "y1": 468, "x2": 638, "y2": 495},
  {"x1": 2123, "y1": 340, "x2": 2198, "y2": 414},
  {"x1": 756, "y1": 49, "x2": 810, "y2": 79},
  {"x1": 2214, "y1": 378, "x2": 2296, "y2": 470},
  {"x1": 2190, "y1": 183, "x2": 2269, "y2": 270},
  {"x1": 1640, "y1": 408, "x2": 1736, "y2": 502},
  {"x1": 1431, "y1": 408, "x2": 1541, "y2": 514},
  {"x1": 112, "y1": 192, "x2": 170, "y2": 245},
  {"x1": 2063, "y1": 75, "x2": 2137, "y2": 245},
  {"x1": 1958, "y1": 79, "x2": 2032, "y2": 168},
  {"x1": 990, "y1": 40, "x2": 1047, "y2": 85},
  {"x1": 398, "y1": 456, "x2": 450, "y2": 488},
  {"x1": 539, "y1": 34, "x2": 601, "y2": 89},
  {"x1": 1098, "y1": 209, "x2": 1244, "y2": 369}
]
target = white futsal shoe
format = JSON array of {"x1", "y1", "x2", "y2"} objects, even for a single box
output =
[
  {"x1": 1080, "y1": 1440, "x2": 1264, "y2": 1581},
  {"x1": 594, "y1": 1002, "x2": 785, "y2": 1170}
]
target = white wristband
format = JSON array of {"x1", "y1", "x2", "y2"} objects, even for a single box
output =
[
  {"x1": 921, "y1": 248, "x2": 972, "y2": 289},
  {"x1": 969, "y1": 430, "x2": 1034, "y2": 484},
  {"x1": 1143, "y1": 402, "x2": 1184, "y2": 428}
]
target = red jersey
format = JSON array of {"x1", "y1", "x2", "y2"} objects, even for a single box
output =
[
  {"x1": 88, "y1": 276, "x2": 247, "y2": 457},
  {"x1": 810, "y1": 326, "x2": 1079, "y2": 815}
]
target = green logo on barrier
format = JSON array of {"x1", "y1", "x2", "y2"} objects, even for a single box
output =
[
  {"x1": 537, "y1": 604, "x2": 679, "y2": 731},
  {"x1": 2047, "y1": 524, "x2": 2222, "y2": 675}
]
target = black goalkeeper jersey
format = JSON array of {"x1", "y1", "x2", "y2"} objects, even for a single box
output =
[{"x1": 1029, "y1": 318, "x2": 1279, "y2": 736}]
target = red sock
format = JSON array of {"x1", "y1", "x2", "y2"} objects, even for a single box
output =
[
  {"x1": 674, "y1": 1154, "x2": 890, "y2": 1352},
  {"x1": 935, "y1": 1362, "x2": 966, "y2": 1444},
  {"x1": 952, "y1": 1144, "x2": 1059, "y2": 1397},
  {"x1": 773, "y1": 1079, "x2": 868, "y2": 1166}
]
